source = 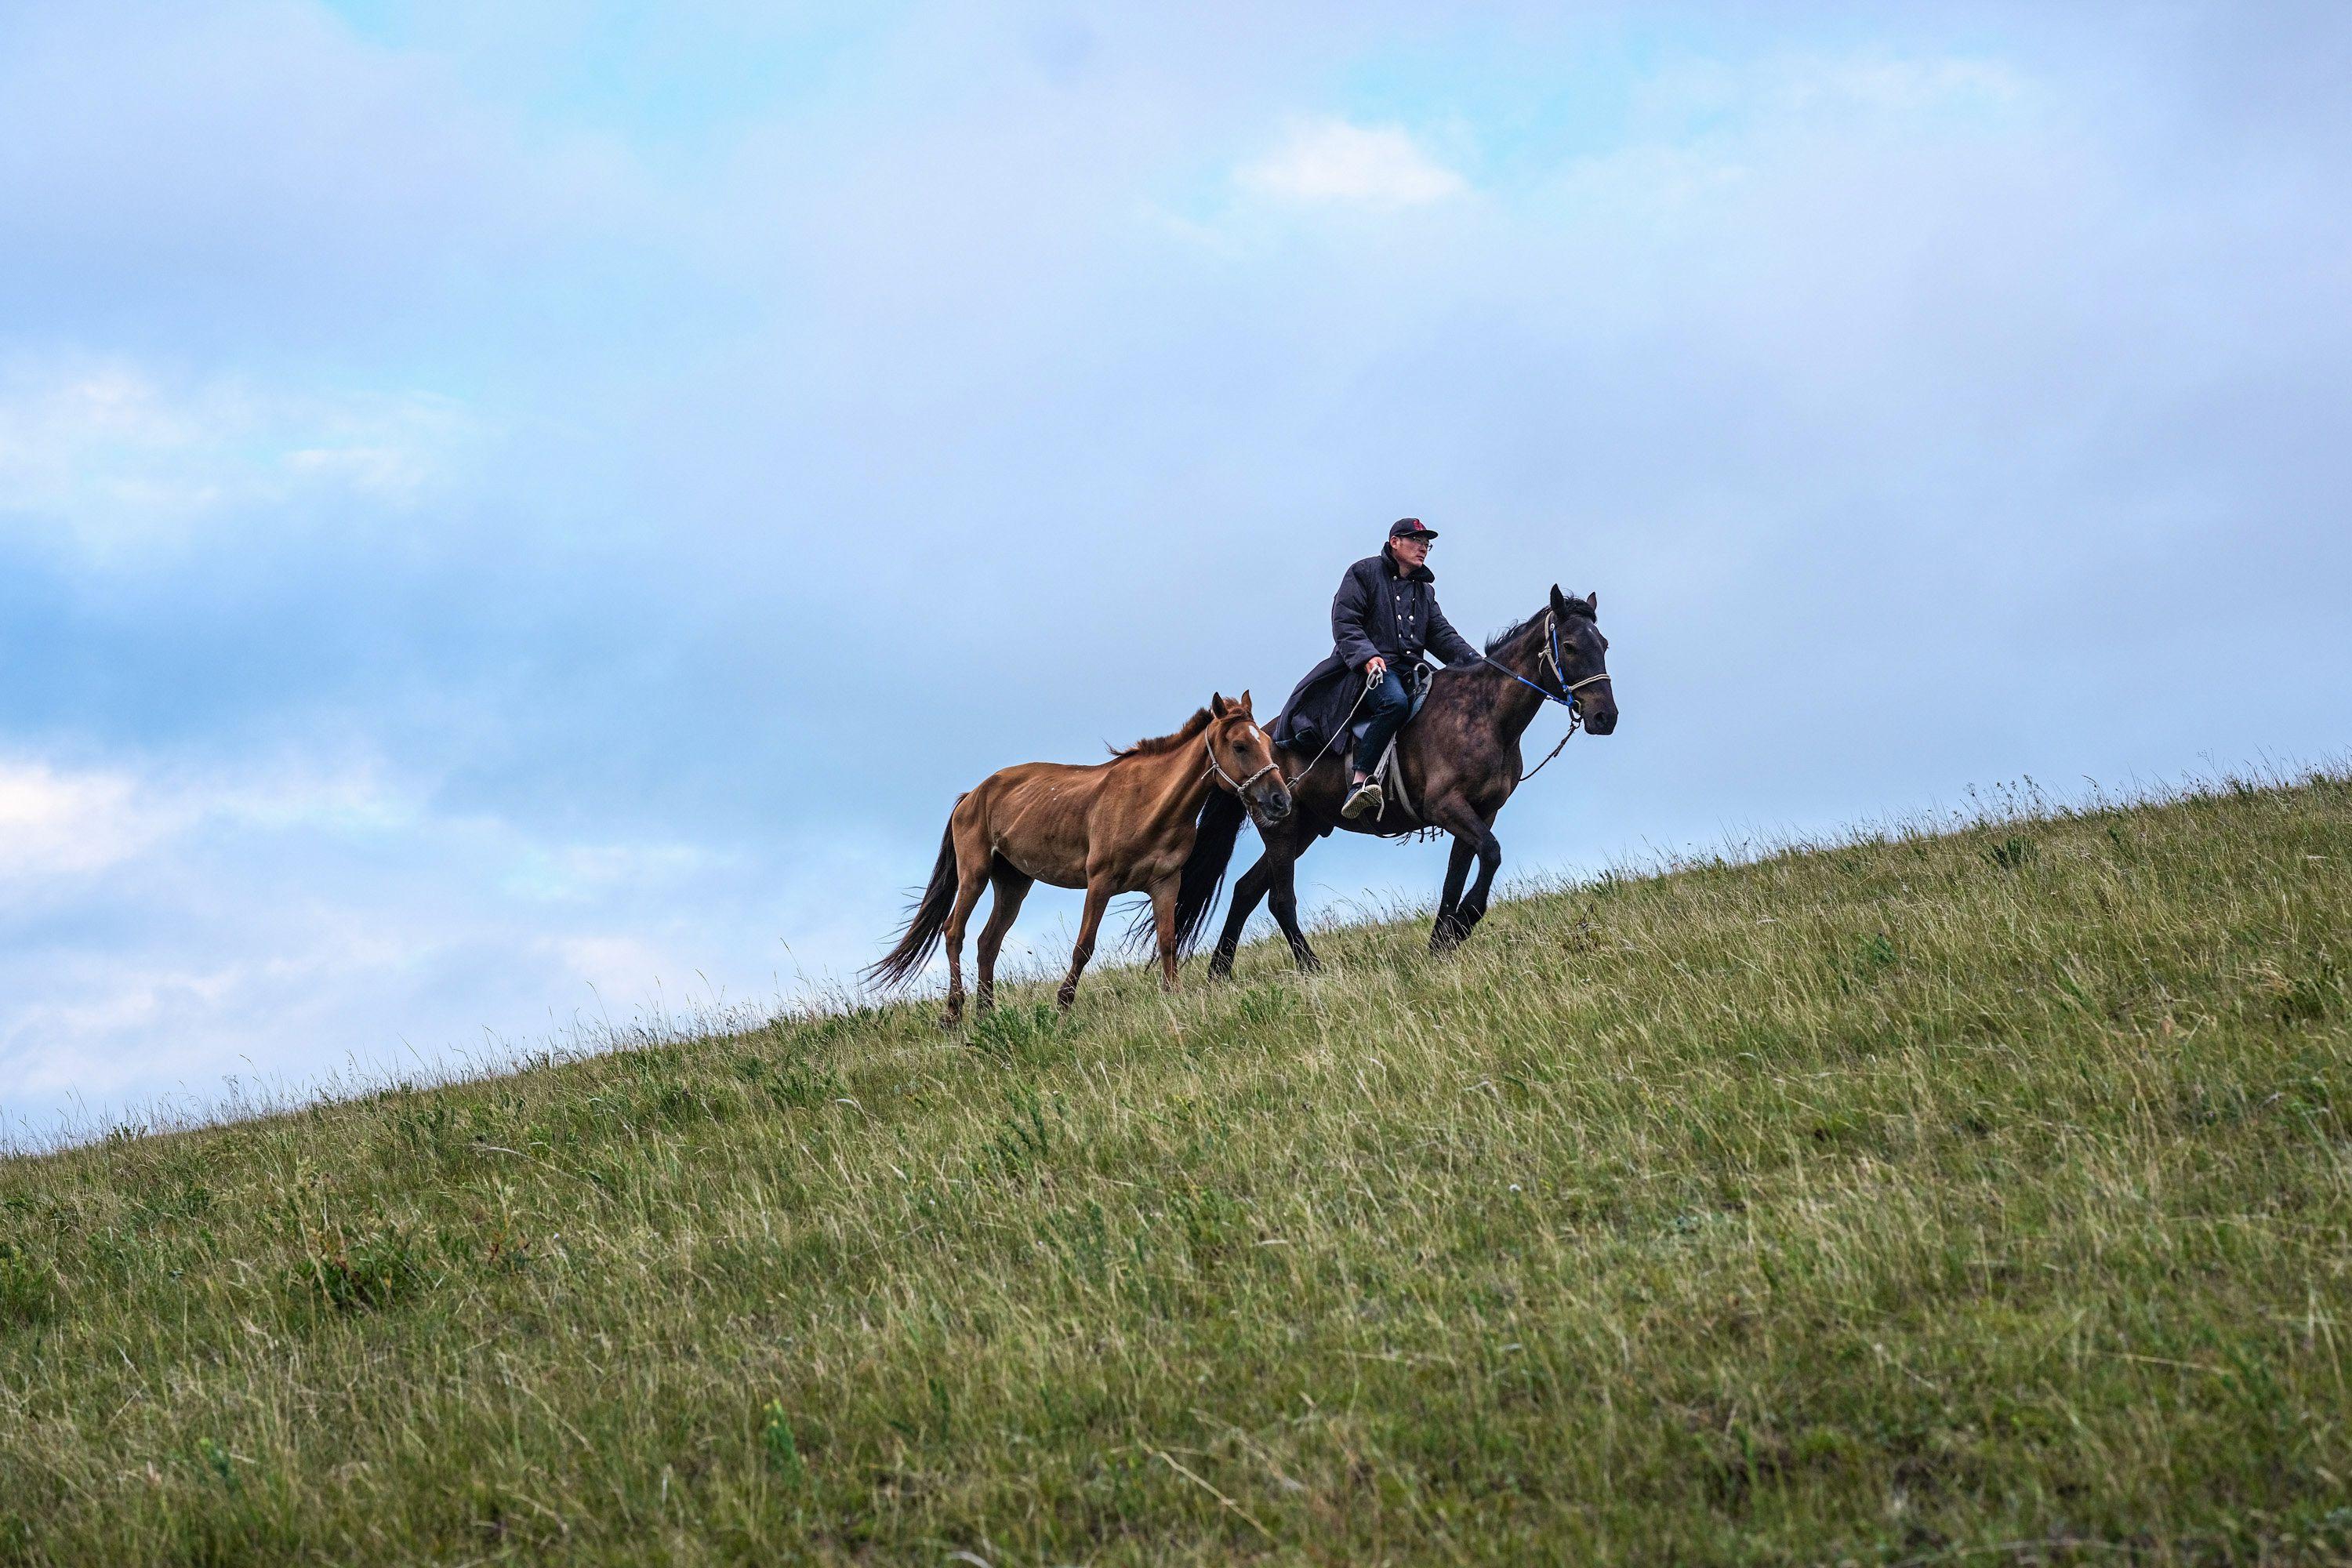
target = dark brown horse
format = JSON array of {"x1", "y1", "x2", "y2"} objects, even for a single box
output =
[
  {"x1": 1201, "y1": 587, "x2": 1617, "y2": 975},
  {"x1": 868, "y1": 692, "x2": 1292, "y2": 1024}
]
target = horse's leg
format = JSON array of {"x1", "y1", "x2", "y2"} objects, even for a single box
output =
[
  {"x1": 1207, "y1": 852, "x2": 1276, "y2": 981},
  {"x1": 972, "y1": 858, "x2": 1033, "y2": 1015},
  {"x1": 1428, "y1": 797, "x2": 1502, "y2": 952},
  {"x1": 1457, "y1": 817, "x2": 1504, "y2": 931},
  {"x1": 1265, "y1": 852, "x2": 1320, "y2": 973},
  {"x1": 1432, "y1": 836, "x2": 1477, "y2": 951},
  {"x1": 1055, "y1": 879, "x2": 1114, "y2": 1010},
  {"x1": 1150, "y1": 877, "x2": 1181, "y2": 991},
  {"x1": 937, "y1": 843, "x2": 992, "y2": 1028}
]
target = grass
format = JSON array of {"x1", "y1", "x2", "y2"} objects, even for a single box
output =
[{"x1": 2, "y1": 770, "x2": 2349, "y2": 1565}]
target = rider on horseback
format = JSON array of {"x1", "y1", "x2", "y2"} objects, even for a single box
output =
[{"x1": 1272, "y1": 517, "x2": 1483, "y2": 822}]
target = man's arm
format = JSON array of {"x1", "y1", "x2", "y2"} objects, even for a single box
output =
[
  {"x1": 1426, "y1": 597, "x2": 1482, "y2": 667},
  {"x1": 1332, "y1": 564, "x2": 1384, "y2": 672}
]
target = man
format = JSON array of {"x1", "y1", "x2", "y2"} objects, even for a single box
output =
[{"x1": 1272, "y1": 517, "x2": 1483, "y2": 821}]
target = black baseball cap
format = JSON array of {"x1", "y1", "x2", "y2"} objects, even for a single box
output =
[{"x1": 1388, "y1": 517, "x2": 1439, "y2": 541}]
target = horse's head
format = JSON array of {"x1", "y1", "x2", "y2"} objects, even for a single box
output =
[
  {"x1": 1548, "y1": 586, "x2": 1617, "y2": 735},
  {"x1": 1207, "y1": 691, "x2": 1294, "y2": 824}
]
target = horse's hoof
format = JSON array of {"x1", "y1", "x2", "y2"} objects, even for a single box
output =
[{"x1": 1207, "y1": 955, "x2": 1234, "y2": 982}]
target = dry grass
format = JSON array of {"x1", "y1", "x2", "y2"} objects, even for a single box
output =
[{"x1": 3, "y1": 770, "x2": 2349, "y2": 1564}]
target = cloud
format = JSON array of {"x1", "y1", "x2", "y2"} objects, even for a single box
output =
[
  {"x1": 0, "y1": 758, "x2": 171, "y2": 881},
  {"x1": 0, "y1": 739, "x2": 906, "y2": 1139},
  {"x1": 1237, "y1": 118, "x2": 1468, "y2": 207},
  {"x1": 0, "y1": 749, "x2": 416, "y2": 889},
  {"x1": 0, "y1": 355, "x2": 474, "y2": 567}
]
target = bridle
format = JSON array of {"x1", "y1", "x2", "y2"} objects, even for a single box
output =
[
  {"x1": 1491, "y1": 611, "x2": 1611, "y2": 781},
  {"x1": 1490, "y1": 610, "x2": 1611, "y2": 712},
  {"x1": 1203, "y1": 730, "x2": 1283, "y2": 799}
]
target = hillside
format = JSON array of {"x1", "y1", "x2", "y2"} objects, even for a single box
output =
[{"x1": 3, "y1": 772, "x2": 2349, "y2": 1565}]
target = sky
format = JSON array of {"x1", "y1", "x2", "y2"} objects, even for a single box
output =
[{"x1": 2, "y1": 0, "x2": 2347, "y2": 1139}]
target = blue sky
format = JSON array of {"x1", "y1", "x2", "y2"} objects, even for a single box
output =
[{"x1": 3, "y1": 1, "x2": 2347, "y2": 1138}]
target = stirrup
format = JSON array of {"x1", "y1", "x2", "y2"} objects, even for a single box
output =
[{"x1": 1341, "y1": 779, "x2": 1384, "y2": 820}]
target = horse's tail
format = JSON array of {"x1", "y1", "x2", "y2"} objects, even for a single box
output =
[
  {"x1": 863, "y1": 800, "x2": 965, "y2": 991},
  {"x1": 1128, "y1": 789, "x2": 1250, "y2": 956},
  {"x1": 1172, "y1": 789, "x2": 1250, "y2": 954}
]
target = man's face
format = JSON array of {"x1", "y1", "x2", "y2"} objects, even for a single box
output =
[{"x1": 1392, "y1": 534, "x2": 1432, "y2": 568}]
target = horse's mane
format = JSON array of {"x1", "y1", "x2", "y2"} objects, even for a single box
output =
[
  {"x1": 1483, "y1": 597, "x2": 1592, "y2": 655},
  {"x1": 1108, "y1": 706, "x2": 1213, "y2": 759},
  {"x1": 1482, "y1": 612, "x2": 1543, "y2": 656}
]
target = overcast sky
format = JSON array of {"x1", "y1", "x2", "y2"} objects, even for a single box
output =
[{"x1": 3, "y1": 0, "x2": 2346, "y2": 1138}]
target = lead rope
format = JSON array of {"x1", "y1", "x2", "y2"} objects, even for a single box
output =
[{"x1": 1277, "y1": 663, "x2": 1385, "y2": 792}]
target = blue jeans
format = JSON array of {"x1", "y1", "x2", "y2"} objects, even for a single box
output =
[{"x1": 1352, "y1": 668, "x2": 1414, "y2": 777}]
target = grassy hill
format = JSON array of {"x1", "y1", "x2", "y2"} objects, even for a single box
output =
[{"x1": 4, "y1": 771, "x2": 2349, "y2": 1565}]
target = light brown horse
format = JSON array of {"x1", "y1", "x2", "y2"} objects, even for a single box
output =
[{"x1": 866, "y1": 692, "x2": 1292, "y2": 1024}]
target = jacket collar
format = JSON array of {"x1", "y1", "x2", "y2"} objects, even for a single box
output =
[{"x1": 1380, "y1": 544, "x2": 1436, "y2": 583}]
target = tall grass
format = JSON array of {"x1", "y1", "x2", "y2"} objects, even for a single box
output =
[{"x1": 2, "y1": 769, "x2": 2348, "y2": 1564}]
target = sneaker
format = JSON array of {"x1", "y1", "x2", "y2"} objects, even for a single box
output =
[{"x1": 1341, "y1": 779, "x2": 1383, "y2": 820}]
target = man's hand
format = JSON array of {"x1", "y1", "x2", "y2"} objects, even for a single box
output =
[{"x1": 1365, "y1": 655, "x2": 1387, "y2": 679}]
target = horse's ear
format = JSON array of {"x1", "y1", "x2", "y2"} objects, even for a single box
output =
[
  {"x1": 1587, "y1": 590, "x2": 1599, "y2": 614},
  {"x1": 1549, "y1": 583, "x2": 1569, "y2": 617},
  {"x1": 1236, "y1": 689, "x2": 1254, "y2": 713},
  {"x1": 1210, "y1": 692, "x2": 1229, "y2": 718}
]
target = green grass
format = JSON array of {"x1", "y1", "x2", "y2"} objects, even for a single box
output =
[{"x1": 4, "y1": 771, "x2": 2350, "y2": 1565}]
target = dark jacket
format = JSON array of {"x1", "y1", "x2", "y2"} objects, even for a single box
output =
[{"x1": 1274, "y1": 549, "x2": 1482, "y2": 757}]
